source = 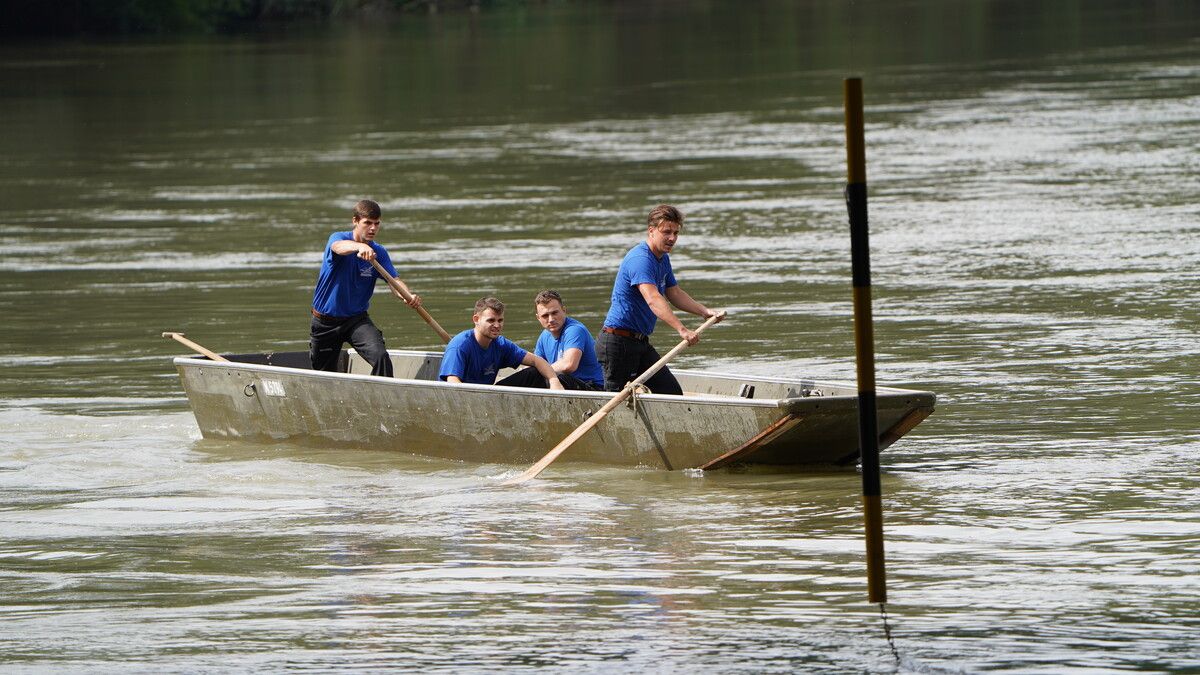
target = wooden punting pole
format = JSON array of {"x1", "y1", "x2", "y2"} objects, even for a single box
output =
[{"x1": 843, "y1": 77, "x2": 886, "y2": 603}]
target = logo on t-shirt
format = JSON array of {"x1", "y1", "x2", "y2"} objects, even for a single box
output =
[{"x1": 358, "y1": 262, "x2": 374, "y2": 278}]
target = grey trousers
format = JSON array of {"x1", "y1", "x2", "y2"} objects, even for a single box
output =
[{"x1": 309, "y1": 312, "x2": 392, "y2": 377}]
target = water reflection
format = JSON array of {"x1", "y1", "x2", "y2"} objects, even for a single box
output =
[{"x1": 2, "y1": 1, "x2": 1199, "y2": 671}]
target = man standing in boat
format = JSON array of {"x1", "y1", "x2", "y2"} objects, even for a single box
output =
[
  {"x1": 309, "y1": 199, "x2": 421, "y2": 377},
  {"x1": 597, "y1": 204, "x2": 725, "y2": 395},
  {"x1": 440, "y1": 297, "x2": 565, "y2": 390},
  {"x1": 531, "y1": 289, "x2": 604, "y2": 391}
]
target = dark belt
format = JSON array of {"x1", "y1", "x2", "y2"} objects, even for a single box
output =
[
  {"x1": 312, "y1": 308, "x2": 351, "y2": 323},
  {"x1": 602, "y1": 326, "x2": 648, "y2": 342}
]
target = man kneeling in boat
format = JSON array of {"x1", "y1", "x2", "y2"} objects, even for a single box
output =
[
  {"x1": 439, "y1": 297, "x2": 565, "y2": 390},
  {"x1": 310, "y1": 199, "x2": 422, "y2": 377},
  {"x1": 531, "y1": 289, "x2": 604, "y2": 391}
]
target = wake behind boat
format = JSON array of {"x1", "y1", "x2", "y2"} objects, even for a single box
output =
[{"x1": 171, "y1": 348, "x2": 935, "y2": 471}]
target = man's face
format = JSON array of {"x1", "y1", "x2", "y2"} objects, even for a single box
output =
[
  {"x1": 473, "y1": 308, "x2": 505, "y2": 340},
  {"x1": 352, "y1": 215, "x2": 381, "y2": 242},
  {"x1": 536, "y1": 300, "x2": 566, "y2": 335},
  {"x1": 647, "y1": 222, "x2": 681, "y2": 255}
]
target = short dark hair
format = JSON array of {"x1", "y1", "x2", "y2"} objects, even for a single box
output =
[
  {"x1": 647, "y1": 204, "x2": 683, "y2": 229},
  {"x1": 474, "y1": 296, "x2": 505, "y2": 315},
  {"x1": 353, "y1": 199, "x2": 382, "y2": 220},
  {"x1": 534, "y1": 289, "x2": 563, "y2": 307}
]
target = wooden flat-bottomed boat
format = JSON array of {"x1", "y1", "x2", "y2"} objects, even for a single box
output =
[{"x1": 171, "y1": 349, "x2": 935, "y2": 471}]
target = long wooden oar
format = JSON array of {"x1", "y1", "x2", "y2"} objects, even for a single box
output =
[
  {"x1": 503, "y1": 313, "x2": 723, "y2": 485},
  {"x1": 162, "y1": 332, "x2": 228, "y2": 362},
  {"x1": 368, "y1": 258, "x2": 451, "y2": 344}
]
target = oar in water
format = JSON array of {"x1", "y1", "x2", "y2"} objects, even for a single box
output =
[
  {"x1": 162, "y1": 332, "x2": 228, "y2": 362},
  {"x1": 367, "y1": 258, "x2": 451, "y2": 344},
  {"x1": 502, "y1": 312, "x2": 724, "y2": 486}
]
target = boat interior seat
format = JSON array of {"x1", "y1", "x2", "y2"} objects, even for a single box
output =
[{"x1": 344, "y1": 350, "x2": 442, "y2": 380}]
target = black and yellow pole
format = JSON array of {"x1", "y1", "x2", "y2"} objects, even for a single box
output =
[{"x1": 843, "y1": 77, "x2": 886, "y2": 604}]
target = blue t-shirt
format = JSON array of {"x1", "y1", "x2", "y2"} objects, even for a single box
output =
[
  {"x1": 534, "y1": 316, "x2": 604, "y2": 388},
  {"x1": 311, "y1": 232, "x2": 397, "y2": 318},
  {"x1": 602, "y1": 242, "x2": 678, "y2": 336},
  {"x1": 439, "y1": 329, "x2": 528, "y2": 385}
]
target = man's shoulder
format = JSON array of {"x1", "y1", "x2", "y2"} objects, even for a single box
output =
[
  {"x1": 447, "y1": 329, "x2": 475, "y2": 350},
  {"x1": 622, "y1": 242, "x2": 651, "y2": 260},
  {"x1": 563, "y1": 317, "x2": 593, "y2": 340},
  {"x1": 622, "y1": 242, "x2": 660, "y2": 267},
  {"x1": 495, "y1": 335, "x2": 525, "y2": 351},
  {"x1": 618, "y1": 243, "x2": 663, "y2": 287}
]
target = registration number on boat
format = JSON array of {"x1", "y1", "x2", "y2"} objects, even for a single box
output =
[{"x1": 260, "y1": 379, "x2": 286, "y2": 397}]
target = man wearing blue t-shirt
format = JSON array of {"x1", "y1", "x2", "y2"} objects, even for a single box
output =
[
  {"x1": 439, "y1": 297, "x2": 565, "y2": 390},
  {"x1": 531, "y1": 289, "x2": 604, "y2": 391},
  {"x1": 598, "y1": 204, "x2": 725, "y2": 395},
  {"x1": 309, "y1": 199, "x2": 421, "y2": 377}
]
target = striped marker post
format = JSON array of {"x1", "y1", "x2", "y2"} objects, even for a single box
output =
[{"x1": 843, "y1": 77, "x2": 886, "y2": 603}]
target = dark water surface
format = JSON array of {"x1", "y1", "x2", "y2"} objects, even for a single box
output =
[{"x1": 2, "y1": 2, "x2": 1199, "y2": 672}]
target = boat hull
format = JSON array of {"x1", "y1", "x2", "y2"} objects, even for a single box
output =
[{"x1": 173, "y1": 350, "x2": 935, "y2": 469}]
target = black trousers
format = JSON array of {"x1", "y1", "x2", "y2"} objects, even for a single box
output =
[
  {"x1": 595, "y1": 330, "x2": 683, "y2": 395},
  {"x1": 309, "y1": 312, "x2": 393, "y2": 377},
  {"x1": 495, "y1": 368, "x2": 599, "y2": 391}
]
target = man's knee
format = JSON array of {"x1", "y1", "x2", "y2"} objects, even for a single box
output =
[
  {"x1": 349, "y1": 319, "x2": 386, "y2": 356},
  {"x1": 496, "y1": 368, "x2": 546, "y2": 389},
  {"x1": 358, "y1": 345, "x2": 393, "y2": 377},
  {"x1": 310, "y1": 346, "x2": 342, "y2": 372},
  {"x1": 309, "y1": 330, "x2": 343, "y2": 372},
  {"x1": 555, "y1": 373, "x2": 597, "y2": 391},
  {"x1": 653, "y1": 381, "x2": 683, "y2": 396},
  {"x1": 645, "y1": 369, "x2": 682, "y2": 396},
  {"x1": 357, "y1": 342, "x2": 388, "y2": 365},
  {"x1": 350, "y1": 332, "x2": 388, "y2": 369}
]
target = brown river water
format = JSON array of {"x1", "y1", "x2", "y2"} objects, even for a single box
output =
[{"x1": 1, "y1": 2, "x2": 1198, "y2": 672}]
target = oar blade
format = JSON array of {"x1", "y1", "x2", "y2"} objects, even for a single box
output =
[{"x1": 162, "y1": 331, "x2": 228, "y2": 362}]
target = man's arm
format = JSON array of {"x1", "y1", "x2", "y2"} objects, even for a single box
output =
[
  {"x1": 549, "y1": 322, "x2": 592, "y2": 374},
  {"x1": 439, "y1": 339, "x2": 467, "y2": 384},
  {"x1": 550, "y1": 348, "x2": 583, "y2": 374},
  {"x1": 664, "y1": 285, "x2": 718, "y2": 319},
  {"x1": 373, "y1": 248, "x2": 421, "y2": 308},
  {"x1": 521, "y1": 352, "x2": 565, "y2": 390},
  {"x1": 379, "y1": 266, "x2": 422, "y2": 308},
  {"x1": 333, "y1": 242, "x2": 422, "y2": 308},
  {"x1": 331, "y1": 240, "x2": 375, "y2": 260},
  {"x1": 638, "y1": 283, "x2": 703, "y2": 345}
]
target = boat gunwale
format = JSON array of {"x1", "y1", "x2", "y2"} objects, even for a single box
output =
[
  {"x1": 171, "y1": 349, "x2": 934, "y2": 406},
  {"x1": 170, "y1": 355, "x2": 788, "y2": 409},
  {"x1": 671, "y1": 365, "x2": 933, "y2": 397}
]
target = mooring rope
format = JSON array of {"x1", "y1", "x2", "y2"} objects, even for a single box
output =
[
  {"x1": 879, "y1": 602, "x2": 900, "y2": 664},
  {"x1": 626, "y1": 382, "x2": 650, "y2": 410}
]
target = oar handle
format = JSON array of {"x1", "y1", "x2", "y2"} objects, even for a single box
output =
[
  {"x1": 162, "y1": 332, "x2": 228, "y2": 362},
  {"x1": 368, "y1": 258, "x2": 452, "y2": 344},
  {"x1": 502, "y1": 312, "x2": 724, "y2": 486},
  {"x1": 629, "y1": 313, "x2": 722, "y2": 389}
]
